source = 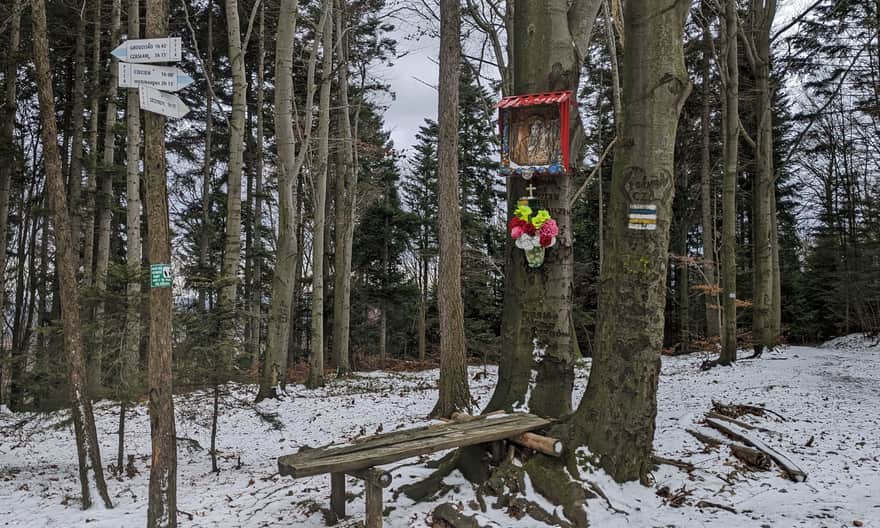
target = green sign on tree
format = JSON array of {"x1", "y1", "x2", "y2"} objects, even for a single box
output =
[{"x1": 150, "y1": 263, "x2": 172, "y2": 288}]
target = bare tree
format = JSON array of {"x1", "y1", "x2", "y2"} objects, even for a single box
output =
[
  {"x1": 143, "y1": 0, "x2": 178, "y2": 523},
  {"x1": 431, "y1": 0, "x2": 472, "y2": 418},
  {"x1": 30, "y1": 0, "x2": 114, "y2": 508}
]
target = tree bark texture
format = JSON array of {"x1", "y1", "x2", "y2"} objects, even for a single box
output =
[
  {"x1": 221, "y1": 0, "x2": 247, "y2": 348},
  {"x1": 257, "y1": 0, "x2": 307, "y2": 400},
  {"x1": 700, "y1": 10, "x2": 720, "y2": 340},
  {"x1": 485, "y1": 0, "x2": 601, "y2": 418},
  {"x1": 123, "y1": 0, "x2": 143, "y2": 402},
  {"x1": 30, "y1": 0, "x2": 114, "y2": 508},
  {"x1": 94, "y1": 0, "x2": 123, "y2": 396},
  {"x1": 307, "y1": 0, "x2": 333, "y2": 389},
  {"x1": 747, "y1": 0, "x2": 779, "y2": 355},
  {"x1": 198, "y1": 0, "x2": 214, "y2": 311},
  {"x1": 431, "y1": 0, "x2": 472, "y2": 418},
  {"x1": 0, "y1": 0, "x2": 22, "y2": 404},
  {"x1": 144, "y1": 0, "x2": 178, "y2": 524},
  {"x1": 572, "y1": 0, "x2": 691, "y2": 483},
  {"x1": 83, "y1": 1, "x2": 102, "y2": 289},
  {"x1": 720, "y1": 0, "x2": 739, "y2": 364},
  {"x1": 68, "y1": 6, "x2": 87, "y2": 248},
  {"x1": 332, "y1": 0, "x2": 356, "y2": 375},
  {"x1": 249, "y1": 2, "x2": 265, "y2": 371}
]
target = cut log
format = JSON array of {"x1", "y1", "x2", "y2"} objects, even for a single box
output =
[
  {"x1": 705, "y1": 417, "x2": 807, "y2": 482},
  {"x1": 348, "y1": 467, "x2": 392, "y2": 488},
  {"x1": 510, "y1": 432, "x2": 563, "y2": 457},
  {"x1": 729, "y1": 444, "x2": 771, "y2": 470},
  {"x1": 441, "y1": 412, "x2": 562, "y2": 457}
]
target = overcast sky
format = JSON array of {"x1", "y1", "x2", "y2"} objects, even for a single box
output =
[{"x1": 377, "y1": 0, "x2": 810, "y2": 160}]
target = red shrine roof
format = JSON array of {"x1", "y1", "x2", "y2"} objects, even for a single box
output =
[{"x1": 496, "y1": 90, "x2": 572, "y2": 108}]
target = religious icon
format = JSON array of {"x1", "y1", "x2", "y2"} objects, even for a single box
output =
[{"x1": 497, "y1": 90, "x2": 573, "y2": 178}]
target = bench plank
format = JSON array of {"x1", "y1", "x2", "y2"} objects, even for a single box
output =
[{"x1": 278, "y1": 413, "x2": 551, "y2": 478}]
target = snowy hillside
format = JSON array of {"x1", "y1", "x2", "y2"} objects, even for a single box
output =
[{"x1": 1, "y1": 337, "x2": 879, "y2": 527}]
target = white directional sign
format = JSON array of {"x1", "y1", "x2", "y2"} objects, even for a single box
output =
[
  {"x1": 111, "y1": 37, "x2": 182, "y2": 64},
  {"x1": 139, "y1": 86, "x2": 189, "y2": 119},
  {"x1": 119, "y1": 63, "x2": 193, "y2": 92}
]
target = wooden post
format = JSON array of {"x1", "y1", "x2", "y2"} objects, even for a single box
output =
[
  {"x1": 365, "y1": 480, "x2": 383, "y2": 528},
  {"x1": 330, "y1": 472, "x2": 345, "y2": 520}
]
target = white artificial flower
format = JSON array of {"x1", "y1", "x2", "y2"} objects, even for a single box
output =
[{"x1": 516, "y1": 233, "x2": 539, "y2": 251}]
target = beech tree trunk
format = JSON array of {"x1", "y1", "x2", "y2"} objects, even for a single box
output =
[
  {"x1": 700, "y1": 10, "x2": 721, "y2": 340},
  {"x1": 332, "y1": 0, "x2": 356, "y2": 375},
  {"x1": 746, "y1": 0, "x2": 779, "y2": 356},
  {"x1": 31, "y1": 0, "x2": 114, "y2": 508},
  {"x1": 484, "y1": 0, "x2": 601, "y2": 418},
  {"x1": 307, "y1": 0, "x2": 333, "y2": 389},
  {"x1": 720, "y1": 0, "x2": 740, "y2": 364},
  {"x1": 94, "y1": 0, "x2": 123, "y2": 396},
  {"x1": 249, "y1": 3, "x2": 265, "y2": 369},
  {"x1": 144, "y1": 0, "x2": 178, "y2": 524},
  {"x1": 220, "y1": 0, "x2": 247, "y2": 348},
  {"x1": 572, "y1": 0, "x2": 691, "y2": 483},
  {"x1": 258, "y1": 0, "x2": 322, "y2": 400},
  {"x1": 430, "y1": 0, "x2": 472, "y2": 418}
]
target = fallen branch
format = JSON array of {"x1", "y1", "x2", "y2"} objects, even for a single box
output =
[
  {"x1": 712, "y1": 400, "x2": 787, "y2": 422},
  {"x1": 706, "y1": 411, "x2": 779, "y2": 435},
  {"x1": 705, "y1": 418, "x2": 807, "y2": 482},
  {"x1": 653, "y1": 455, "x2": 695, "y2": 472},
  {"x1": 687, "y1": 428, "x2": 723, "y2": 448},
  {"x1": 695, "y1": 500, "x2": 737, "y2": 514}
]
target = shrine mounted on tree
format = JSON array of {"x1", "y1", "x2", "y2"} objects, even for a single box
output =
[{"x1": 498, "y1": 90, "x2": 574, "y2": 178}]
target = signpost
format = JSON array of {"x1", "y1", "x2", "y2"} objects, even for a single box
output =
[
  {"x1": 138, "y1": 86, "x2": 189, "y2": 119},
  {"x1": 118, "y1": 63, "x2": 193, "y2": 92},
  {"x1": 111, "y1": 37, "x2": 182, "y2": 63}
]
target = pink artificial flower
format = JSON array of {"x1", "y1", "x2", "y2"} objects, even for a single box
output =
[
  {"x1": 539, "y1": 218, "x2": 558, "y2": 238},
  {"x1": 539, "y1": 234, "x2": 554, "y2": 247}
]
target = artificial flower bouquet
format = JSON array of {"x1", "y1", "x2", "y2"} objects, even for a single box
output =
[{"x1": 508, "y1": 204, "x2": 559, "y2": 268}]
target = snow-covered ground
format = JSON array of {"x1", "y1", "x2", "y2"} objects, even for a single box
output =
[{"x1": 2, "y1": 337, "x2": 879, "y2": 527}]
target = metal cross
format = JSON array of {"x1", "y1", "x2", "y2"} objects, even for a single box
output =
[{"x1": 526, "y1": 183, "x2": 536, "y2": 199}]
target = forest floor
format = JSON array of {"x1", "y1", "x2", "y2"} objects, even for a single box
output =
[{"x1": 1, "y1": 335, "x2": 879, "y2": 527}]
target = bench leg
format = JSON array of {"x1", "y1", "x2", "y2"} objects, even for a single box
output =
[
  {"x1": 365, "y1": 480, "x2": 382, "y2": 528},
  {"x1": 330, "y1": 472, "x2": 346, "y2": 520}
]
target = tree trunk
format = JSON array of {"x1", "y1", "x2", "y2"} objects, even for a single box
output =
[
  {"x1": 82, "y1": 1, "x2": 102, "y2": 289},
  {"x1": 198, "y1": 0, "x2": 214, "y2": 311},
  {"x1": 123, "y1": 0, "x2": 143, "y2": 416},
  {"x1": 307, "y1": 0, "x2": 333, "y2": 389},
  {"x1": 332, "y1": 0, "x2": 355, "y2": 375},
  {"x1": 0, "y1": 0, "x2": 22, "y2": 405},
  {"x1": 430, "y1": 0, "x2": 472, "y2": 418},
  {"x1": 257, "y1": 0, "x2": 310, "y2": 400},
  {"x1": 31, "y1": 0, "x2": 114, "y2": 507},
  {"x1": 68, "y1": 5, "x2": 88, "y2": 249},
  {"x1": 720, "y1": 0, "x2": 739, "y2": 365},
  {"x1": 220, "y1": 0, "x2": 247, "y2": 348},
  {"x1": 94, "y1": 0, "x2": 123, "y2": 397},
  {"x1": 744, "y1": 0, "x2": 778, "y2": 356},
  {"x1": 572, "y1": 0, "x2": 691, "y2": 483},
  {"x1": 249, "y1": 3, "x2": 265, "y2": 370},
  {"x1": 700, "y1": 10, "x2": 720, "y2": 340},
  {"x1": 485, "y1": 0, "x2": 601, "y2": 418},
  {"x1": 143, "y1": 0, "x2": 178, "y2": 524}
]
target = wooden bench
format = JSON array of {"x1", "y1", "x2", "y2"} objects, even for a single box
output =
[{"x1": 277, "y1": 412, "x2": 559, "y2": 527}]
